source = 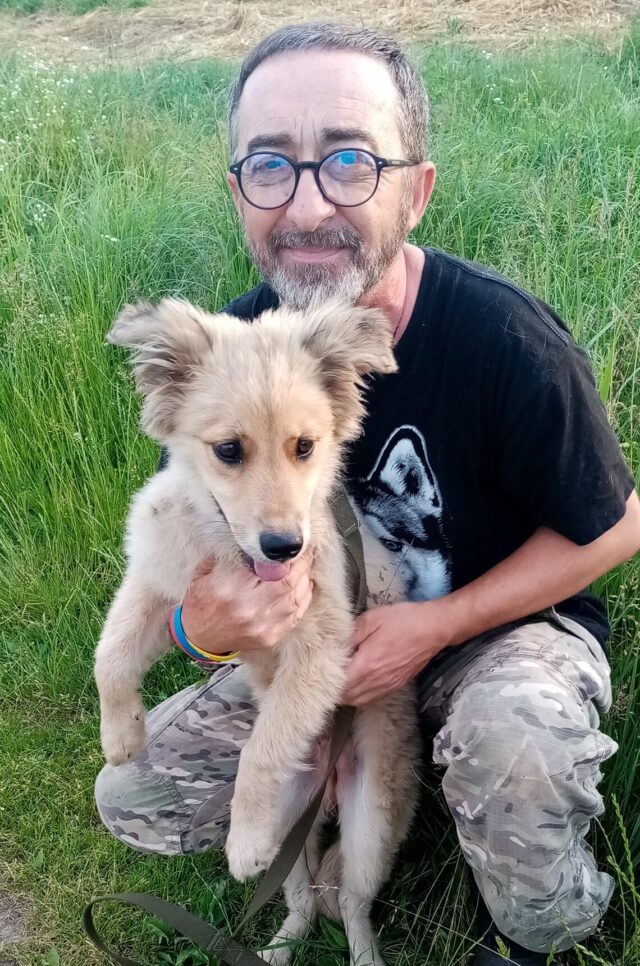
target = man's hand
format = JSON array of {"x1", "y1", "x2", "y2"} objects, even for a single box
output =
[
  {"x1": 181, "y1": 555, "x2": 314, "y2": 654},
  {"x1": 341, "y1": 600, "x2": 451, "y2": 706}
]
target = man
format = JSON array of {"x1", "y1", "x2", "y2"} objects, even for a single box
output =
[{"x1": 95, "y1": 22, "x2": 640, "y2": 965}]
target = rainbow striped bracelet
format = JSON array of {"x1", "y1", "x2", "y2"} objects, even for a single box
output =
[{"x1": 169, "y1": 605, "x2": 239, "y2": 664}]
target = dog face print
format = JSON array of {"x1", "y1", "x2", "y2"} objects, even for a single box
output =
[{"x1": 355, "y1": 426, "x2": 452, "y2": 602}]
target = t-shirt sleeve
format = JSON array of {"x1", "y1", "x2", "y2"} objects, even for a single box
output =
[{"x1": 488, "y1": 298, "x2": 635, "y2": 546}]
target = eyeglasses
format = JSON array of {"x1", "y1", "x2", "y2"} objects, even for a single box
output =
[{"x1": 229, "y1": 148, "x2": 421, "y2": 210}]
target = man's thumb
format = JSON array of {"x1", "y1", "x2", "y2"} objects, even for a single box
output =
[{"x1": 192, "y1": 555, "x2": 216, "y2": 579}]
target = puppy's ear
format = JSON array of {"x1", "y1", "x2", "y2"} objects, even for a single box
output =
[
  {"x1": 301, "y1": 297, "x2": 397, "y2": 377},
  {"x1": 108, "y1": 298, "x2": 217, "y2": 439},
  {"x1": 298, "y1": 298, "x2": 398, "y2": 440}
]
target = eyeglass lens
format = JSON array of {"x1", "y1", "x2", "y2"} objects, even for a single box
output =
[{"x1": 240, "y1": 150, "x2": 379, "y2": 208}]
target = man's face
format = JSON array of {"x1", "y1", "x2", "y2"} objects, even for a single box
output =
[{"x1": 228, "y1": 50, "x2": 430, "y2": 309}]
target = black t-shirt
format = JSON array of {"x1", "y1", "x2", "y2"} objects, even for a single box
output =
[{"x1": 218, "y1": 247, "x2": 635, "y2": 648}]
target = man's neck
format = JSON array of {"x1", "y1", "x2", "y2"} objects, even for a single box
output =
[{"x1": 357, "y1": 243, "x2": 425, "y2": 344}]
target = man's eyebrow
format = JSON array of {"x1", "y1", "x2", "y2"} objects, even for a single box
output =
[
  {"x1": 320, "y1": 127, "x2": 380, "y2": 153},
  {"x1": 244, "y1": 127, "x2": 381, "y2": 157},
  {"x1": 246, "y1": 133, "x2": 295, "y2": 154}
]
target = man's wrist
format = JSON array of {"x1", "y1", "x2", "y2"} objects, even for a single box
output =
[
  {"x1": 416, "y1": 593, "x2": 467, "y2": 653},
  {"x1": 421, "y1": 578, "x2": 519, "y2": 650},
  {"x1": 169, "y1": 605, "x2": 239, "y2": 663}
]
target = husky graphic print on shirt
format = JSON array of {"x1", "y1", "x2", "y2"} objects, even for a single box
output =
[{"x1": 354, "y1": 425, "x2": 452, "y2": 603}]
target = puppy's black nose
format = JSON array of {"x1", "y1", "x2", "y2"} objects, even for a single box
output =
[{"x1": 260, "y1": 532, "x2": 303, "y2": 562}]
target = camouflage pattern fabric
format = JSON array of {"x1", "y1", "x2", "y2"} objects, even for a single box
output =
[{"x1": 95, "y1": 612, "x2": 616, "y2": 953}]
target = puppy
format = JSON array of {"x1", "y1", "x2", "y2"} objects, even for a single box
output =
[{"x1": 94, "y1": 297, "x2": 420, "y2": 966}]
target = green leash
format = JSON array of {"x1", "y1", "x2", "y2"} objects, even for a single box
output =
[{"x1": 84, "y1": 486, "x2": 366, "y2": 965}]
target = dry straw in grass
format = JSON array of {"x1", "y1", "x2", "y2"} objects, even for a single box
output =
[{"x1": 0, "y1": 0, "x2": 638, "y2": 66}]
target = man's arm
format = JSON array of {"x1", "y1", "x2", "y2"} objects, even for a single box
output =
[
  {"x1": 437, "y1": 488, "x2": 640, "y2": 647},
  {"x1": 342, "y1": 489, "x2": 640, "y2": 706}
]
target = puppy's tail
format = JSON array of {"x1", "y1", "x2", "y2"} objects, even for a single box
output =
[{"x1": 315, "y1": 842, "x2": 342, "y2": 921}]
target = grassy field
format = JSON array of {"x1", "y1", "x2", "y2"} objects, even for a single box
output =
[
  {"x1": 1, "y1": 23, "x2": 639, "y2": 966},
  {"x1": 0, "y1": 0, "x2": 146, "y2": 14}
]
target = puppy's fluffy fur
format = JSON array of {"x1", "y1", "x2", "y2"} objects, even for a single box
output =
[{"x1": 95, "y1": 297, "x2": 420, "y2": 966}]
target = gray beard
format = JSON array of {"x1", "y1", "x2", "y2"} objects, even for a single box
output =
[
  {"x1": 262, "y1": 259, "x2": 369, "y2": 311},
  {"x1": 244, "y1": 194, "x2": 411, "y2": 311}
]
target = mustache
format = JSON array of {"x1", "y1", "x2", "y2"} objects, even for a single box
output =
[{"x1": 269, "y1": 227, "x2": 363, "y2": 251}]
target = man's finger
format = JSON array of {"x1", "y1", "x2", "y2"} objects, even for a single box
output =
[
  {"x1": 282, "y1": 554, "x2": 313, "y2": 590},
  {"x1": 342, "y1": 648, "x2": 368, "y2": 696},
  {"x1": 191, "y1": 555, "x2": 216, "y2": 581},
  {"x1": 295, "y1": 579, "x2": 314, "y2": 617},
  {"x1": 353, "y1": 609, "x2": 382, "y2": 646}
]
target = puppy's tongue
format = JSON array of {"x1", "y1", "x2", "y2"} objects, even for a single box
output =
[{"x1": 253, "y1": 560, "x2": 289, "y2": 582}]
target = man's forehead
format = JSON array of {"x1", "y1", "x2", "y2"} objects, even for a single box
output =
[{"x1": 234, "y1": 50, "x2": 402, "y2": 156}]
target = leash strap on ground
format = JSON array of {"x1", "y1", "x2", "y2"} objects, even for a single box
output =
[
  {"x1": 83, "y1": 485, "x2": 365, "y2": 966},
  {"x1": 83, "y1": 893, "x2": 266, "y2": 965}
]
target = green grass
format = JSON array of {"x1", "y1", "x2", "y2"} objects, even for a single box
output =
[
  {"x1": 0, "y1": 0, "x2": 147, "y2": 14},
  {"x1": 1, "y1": 23, "x2": 640, "y2": 966}
]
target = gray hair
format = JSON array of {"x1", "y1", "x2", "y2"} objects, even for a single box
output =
[{"x1": 227, "y1": 21, "x2": 429, "y2": 163}]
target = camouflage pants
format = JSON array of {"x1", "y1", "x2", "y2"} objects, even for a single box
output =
[{"x1": 95, "y1": 613, "x2": 617, "y2": 953}]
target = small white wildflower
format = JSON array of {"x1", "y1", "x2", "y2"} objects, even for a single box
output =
[{"x1": 494, "y1": 97, "x2": 501, "y2": 103}]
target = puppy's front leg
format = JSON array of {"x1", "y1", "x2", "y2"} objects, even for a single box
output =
[
  {"x1": 225, "y1": 644, "x2": 346, "y2": 882},
  {"x1": 95, "y1": 576, "x2": 172, "y2": 766}
]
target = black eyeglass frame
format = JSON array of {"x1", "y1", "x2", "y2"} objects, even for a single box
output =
[{"x1": 228, "y1": 149, "x2": 422, "y2": 210}]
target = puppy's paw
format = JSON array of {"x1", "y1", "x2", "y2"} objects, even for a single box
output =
[
  {"x1": 100, "y1": 702, "x2": 146, "y2": 766},
  {"x1": 258, "y1": 944, "x2": 292, "y2": 965},
  {"x1": 225, "y1": 820, "x2": 279, "y2": 882}
]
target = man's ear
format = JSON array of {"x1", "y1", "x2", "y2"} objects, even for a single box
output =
[
  {"x1": 107, "y1": 298, "x2": 219, "y2": 439},
  {"x1": 226, "y1": 171, "x2": 244, "y2": 219},
  {"x1": 297, "y1": 297, "x2": 398, "y2": 440},
  {"x1": 407, "y1": 162, "x2": 436, "y2": 233}
]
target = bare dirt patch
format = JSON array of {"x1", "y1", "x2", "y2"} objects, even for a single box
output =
[
  {"x1": 0, "y1": 891, "x2": 31, "y2": 956},
  {"x1": 0, "y1": 0, "x2": 639, "y2": 67}
]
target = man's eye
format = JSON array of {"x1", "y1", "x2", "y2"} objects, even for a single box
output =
[
  {"x1": 296, "y1": 438, "x2": 314, "y2": 460},
  {"x1": 336, "y1": 150, "x2": 358, "y2": 166},
  {"x1": 213, "y1": 440, "x2": 243, "y2": 464}
]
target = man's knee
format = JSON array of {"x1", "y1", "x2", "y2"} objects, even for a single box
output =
[
  {"x1": 435, "y1": 670, "x2": 617, "y2": 952},
  {"x1": 434, "y1": 661, "x2": 617, "y2": 794},
  {"x1": 94, "y1": 666, "x2": 253, "y2": 856},
  {"x1": 477, "y1": 864, "x2": 615, "y2": 953},
  {"x1": 95, "y1": 760, "x2": 196, "y2": 855}
]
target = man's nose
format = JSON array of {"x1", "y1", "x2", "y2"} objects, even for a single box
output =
[{"x1": 285, "y1": 168, "x2": 335, "y2": 231}]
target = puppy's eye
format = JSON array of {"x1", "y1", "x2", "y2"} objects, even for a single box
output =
[
  {"x1": 213, "y1": 440, "x2": 243, "y2": 464},
  {"x1": 296, "y1": 438, "x2": 314, "y2": 460}
]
